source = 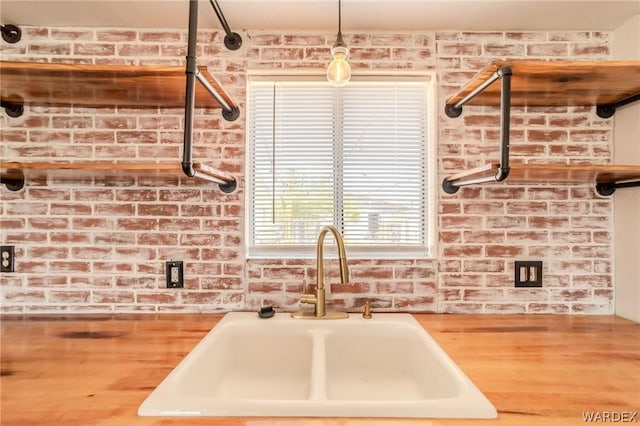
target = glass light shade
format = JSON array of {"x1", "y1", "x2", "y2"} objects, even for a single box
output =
[{"x1": 327, "y1": 45, "x2": 351, "y2": 87}]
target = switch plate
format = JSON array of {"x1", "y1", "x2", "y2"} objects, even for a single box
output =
[
  {"x1": 515, "y1": 261, "x2": 542, "y2": 287},
  {"x1": 166, "y1": 261, "x2": 184, "y2": 288},
  {"x1": 1, "y1": 246, "x2": 15, "y2": 273}
]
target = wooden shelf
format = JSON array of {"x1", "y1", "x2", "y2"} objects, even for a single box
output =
[
  {"x1": 0, "y1": 61, "x2": 236, "y2": 109},
  {"x1": 444, "y1": 163, "x2": 640, "y2": 186},
  {"x1": 446, "y1": 60, "x2": 640, "y2": 108},
  {"x1": 442, "y1": 60, "x2": 640, "y2": 195}
]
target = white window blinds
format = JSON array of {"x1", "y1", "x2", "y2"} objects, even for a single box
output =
[{"x1": 247, "y1": 76, "x2": 433, "y2": 258}]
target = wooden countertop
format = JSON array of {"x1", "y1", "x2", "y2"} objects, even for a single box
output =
[{"x1": 1, "y1": 313, "x2": 638, "y2": 426}]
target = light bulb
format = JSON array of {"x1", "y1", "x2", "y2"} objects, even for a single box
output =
[{"x1": 327, "y1": 45, "x2": 351, "y2": 87}]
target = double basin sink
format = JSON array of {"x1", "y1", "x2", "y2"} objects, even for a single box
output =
[{"x1": 138, "y1": 312, "x2": 497, "y2": 418}]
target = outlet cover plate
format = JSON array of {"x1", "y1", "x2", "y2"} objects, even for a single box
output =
[
  {"x1": 1, "y1": 246, "x2": 15, "y2": 273},
  {"x1": 515, "y1": 261, "x2": 543, "y2": 287},
  {"x1": 166, "y1": 261, "x2": 184, "y2": 288}
]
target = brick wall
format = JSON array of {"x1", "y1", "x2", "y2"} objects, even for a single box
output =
[{"x1": 0, "y1": 26, "x2": 614, "y2": 314}]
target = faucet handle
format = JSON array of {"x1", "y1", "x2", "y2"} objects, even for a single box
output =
[{"x1": 362, "y1": 300, "x2": 372, "y2": 319}]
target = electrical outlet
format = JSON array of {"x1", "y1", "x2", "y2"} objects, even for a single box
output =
[
  {"x1": 515, "y1": 261, "x2": 542, "y2": 287},
  {"x1": 1, "y1": 246, "x2": 15, "y2": 273},
  {"x1": 165, "y1": 261, "x2": 184, "y2": 288}
]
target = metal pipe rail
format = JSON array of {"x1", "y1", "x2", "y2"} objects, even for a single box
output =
[
  {"x1": 208, "y1": 0, "x2": 242, "y2": 50},
  {"x1": 182, "y1": 0, "x2": 240, "y2": 193},
  {"x1": 442, "y1": 66, "x2": 512, "y2": 194}
]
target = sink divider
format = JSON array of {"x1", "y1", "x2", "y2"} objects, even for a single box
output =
[{"x1": 309, "y1": 330, "x2": 329, "y2": 400}]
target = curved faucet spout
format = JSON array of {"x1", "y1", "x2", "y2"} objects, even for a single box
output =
[
  {"x1": 292, "y1": 225, "x2": 350, "y2": 319},
  {"x1": 316, "y1": 225, "x2": 349, "y2": 292}
]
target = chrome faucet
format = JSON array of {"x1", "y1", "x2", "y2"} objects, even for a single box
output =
[{"x1": 292, "y1": 225, "x2": 349, "y2": 319}]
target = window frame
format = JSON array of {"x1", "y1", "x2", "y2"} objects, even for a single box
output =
[{"x1": 245, "y1": 71, "x2": 437, "y2": 260}]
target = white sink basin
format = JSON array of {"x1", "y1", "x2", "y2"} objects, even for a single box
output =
[{"x1": 138, "y1": 312, "x2": 497, "y2": 419}]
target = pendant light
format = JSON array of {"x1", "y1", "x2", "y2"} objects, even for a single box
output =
[{"x1": 326, "y1": 0, "x2": 351, "y2": 87}]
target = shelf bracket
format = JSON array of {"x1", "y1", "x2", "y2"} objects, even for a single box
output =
[
  {"x1": 1, "y1": 24, "x2": 21, "y2": 44},
  {"x1": 596, "y1": 92, "x2": 640, "y2": 119},
  {"x1": 595, "y1": 180, "x2": 640, "y2": 196},
  {"x1": 208, "y1": 0, "x2": 242, "y2": 51},
  {"x1": 182, "y1": 0, "x2": 238, "y2": 192},
  {"x1": 442, "y1": 66, "x2": 512, "y2": 194},
  {"x1": 1, "y1": 170, "x2": 25, "y2": 192},
  {"x1": 1, "y1": 99, "x2": 24, "y2": 117}
]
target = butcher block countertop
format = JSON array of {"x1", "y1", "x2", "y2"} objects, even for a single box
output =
[{"x1": 1, "y1": 313, "x2": 638, "y2": 426}]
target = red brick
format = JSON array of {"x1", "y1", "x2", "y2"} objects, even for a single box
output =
[
  {"x1": 74, "y1": 43, "x2": 115, "y2": 56},
  {"x1": 28, "y1": 218, "x2": 69, "y2": 229},
  {"x1": 572, "y1": 274, "x2": 612, "y2": 288},
  {"x1": 51, "y1": 232, "x2": 91, "y2": 244},
  {"x1": 572, "y1": 44, "x2": 609, "y2": 56},
  {"x1": 94, "y1": 232, "x2": 136, "y2": 245},
  {"x1": 527, "y1": 303, "x2": 570, "y2": 313},
  {"x1": 527, "y1": 44, "x2": 568, "y2": 56},
  {"x1": 463, "y1": 260, "x2": 505, "y2": 273},
  {"x1": 29, "y1": 131, "x2": 72, "y2": 143},
  {"x1": 440, "y1": 274, "x2": 483, "y2": 287},
  {"x1": 29, "y1": 43, "x2": 71, "y2": 55},
  {"x1": 248, "y1": 282, "x2": 284, "y2": 293},
  {"x1": 50, "y1": 203, "x2": 92, "y2": 215},
  {"x1": 528, "y1": 217, "x2": 570, "y2": 228},
  {"x1": 27, "y1": 189, "x2": 70, "y2": 200},
  {"x1": 485, "y1": 304, "x2": 526, "y2": 314},
  {"x1": 260, "y1": 47, "x2": 304, "y2": 60},
  {"x1": 527, "y1": 130, "x2": 568, "y2": 142},
  {"x1": 393, "y1": 296, "x2": 435, "y2": 311},
  {"x1": 158, "y1": 219, "x2": 201, "y2": 231},
  {"x1": 118, "y1": 44, "x2": 159, "y2": 56},
  {"x1": 49, "y1": 290, "x2": 91, "y2": 303},
  {"x1": 443, "y1": 245, "x2": 483, "y2": 257},
  {"x1": 4, "y1": 290, "x2": 47, "y2": 302},
  {"x1": 251, "y1": 34, "x2": 282, "y2": 45},
  {"x1": 5, "y1": 232, "x2": 48, "y2": 243},
  {"x1": 485, "y1": 245, "x2": 525, "y2": 257},
  {"x1": 116, "y1": 131, "x2": 158, "y2": 144},
  {"x1": 440, "y1": 216, "x2": 483, "y2": 229},
  {"x1": 550, "y1": 289, "x2": 592, "y2": 302},
  {"x1": 96, "y1": 30, "x2": 136, "y2": 41},
  {"x1": 78, "y1": 131, "x2": 116, "y2": 143},
  {"x1": 180, "y1": 233, "x2": 221, "y2": 246},
  {"x1": 157, "y1": 247, "x2": 200, "y2": 260},
  {"x1": 201, "y1": 277, "x2": 243, "y2": 290},
  {"x1": 571, "y1": 303, "x2": 612, "y2": 314},
  {"x1": 181, "y1": 291, "x2": 224, "y2": 304},
  {"x1": 392, "y1": 48, "x2": 432, "y2": 60},
  {"x1": 136, "y1": 292, "x2": 178, "y2": 304},
  {"x1": 138, "y1": 204, "x2": 179, "y2": 216},
  {"x1": 29, "y1": 247, "x2": 69, "y2": 259},
  {"x1": 92, "y1": 291, "x2": 135, "y2": 304},
  {"x1": 442, "y1": 303, "x2": 483, "y2": 313},
  {"x1": 439, "y1": 42, "x2": 482, "y2": 56},
  {"x1": 70, "y1": 276, "x2": 113, "y2": 288},
  {"x1": 115, "y1": 277, "x2": 156, "y2": 289}
]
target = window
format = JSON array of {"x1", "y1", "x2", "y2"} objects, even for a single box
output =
[{"x1": 246, "y1": 74, "x2": 435, "y2": 258}]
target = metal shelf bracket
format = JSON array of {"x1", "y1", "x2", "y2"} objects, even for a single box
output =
[
  {"x1": 442, "y1": 66, "x2": 512, "y2": 194},
  {"x1": 182, "y1": 0, "x2": 239, "y2": 192}
]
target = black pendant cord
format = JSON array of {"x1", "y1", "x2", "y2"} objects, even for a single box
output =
[{"x1": 334, "y1": 0, "x2": 346, "y2": 47}]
